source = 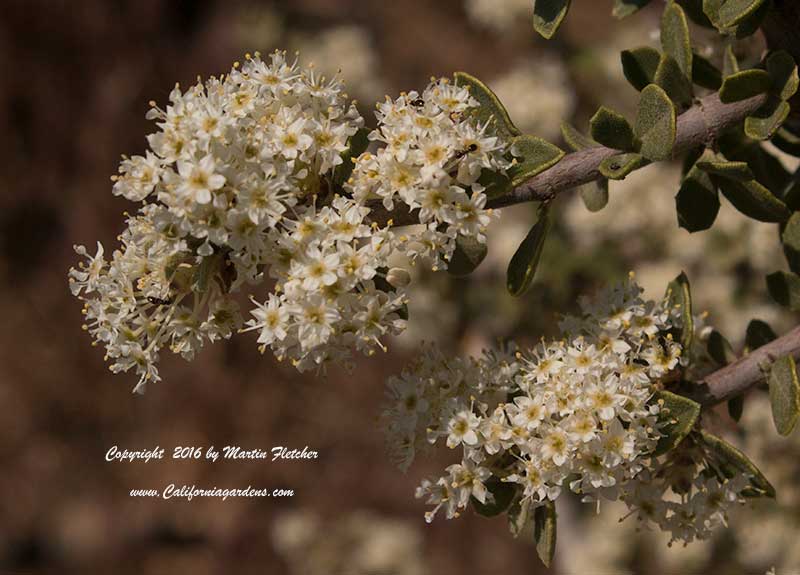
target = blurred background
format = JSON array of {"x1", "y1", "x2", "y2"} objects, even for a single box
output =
[{"x1": 1, "y1": 0, "x2": 798, "y2": 573}]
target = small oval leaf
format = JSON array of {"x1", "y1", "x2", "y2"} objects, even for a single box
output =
[
  {"x1": 590, "y1": 106, "x2": 637, "y2": 151},
  {"x1": 728, "y1": 395, "x2": 745, "y2": 422},
  {"x1": 676, "y1": 159, "x2": 720, "y2": 232},
  {"x1": 766, "y1": 50, "x2": 800, "y2": 102},
  {"x1": 766, "y1": 271, "x2": 800, "y2": 311},
  {"x1": 744, "y1": 99, "x2": 791, "y2": 141},
  {"x1": 613, "y1": 0, "x2": 653, "y2": 19},
  {"x1": 652, "y1": 390, "x2": 701, "y2": 457},
  {"x1": 666, "y1": 271, "x2": 694, "y2": 349},
  {"x1": 635, "y1": 84, "x2": 677, "y2": 161},
  {"x1": 621, "y1": 47, "x2": 661, "y2": 91},
  {"x1": 533, "y1": 500, "x2": 557, "y2": 568},
  {"x1": 713, "y1": 177, "x2": 790, "y2": 223},
  {"x1": 507, "y1": 206, "x2": 552, "y2": 296},
  {"x1": 719, "y1": 69, "x2": 772, "y2": 103},
  {"x1": 333, "y1": 128, "x2": 369, "y2": 187},
  {"x1": 707, "y1": 329, "x2": 736, "y2": 366},
  {"x1": 599, "y1": 153, "x2": 647, "y2": 180},
  {"x1": 661, "y1": 1, "x2": 693, "y2": 77},
  {"x1": 448, "y1": 234, "x2": 488, "y2": 277},
  {"x1": 533, "y1": 0, "x2": 571, "y2": 39},
  {"x1": 745, "y1": 319, "x2": 777, "y2": 350},
  {"x1": 655, "y1": 53, "x2": 694, "y2": 109},
  {"x1": 768, "y1": 355, "x2": 800, "y2": 436},
  {"x1": 561, "y1": 122, "x2": 596, "y2": 151},
  {"x1": 692, "y1": 52, "x2": 723, "y2": 90},
  {"x1": 696, "y1": 158, "x2": 754, "y2": 181},
  {"x1": 580, "y1": 179, "x2": 609, "y2": 212},
  {"x1": 508, "y1": 136, "x2": 565, "y2": 186},
  {"x1": 699, "y1": 429, "x2": 775, "y2": 497},
  {"x1": 718, "y1": 0, "x2": 766, "y2": 28},
  {"x1": 471, "y1": 478, "x2": 518, "y2": 517},
  {"x1": 454, "y1": 72, "x2": 520, "y2": 139}
]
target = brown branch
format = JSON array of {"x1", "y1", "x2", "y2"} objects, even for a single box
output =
[
  {"x1": 367, "y1": 91, "x2": 768, "y2": 225},
  {"x1": 687, "y1": 325, "x2": 800, "y2": 406}
]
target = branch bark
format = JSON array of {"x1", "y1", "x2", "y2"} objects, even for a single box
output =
[
  {"x1": 687, "y1": 325, "x2": 800, "y2": 406},
  {"x1": 367, "y1": 91, "x2": 768, "y2": 225}
]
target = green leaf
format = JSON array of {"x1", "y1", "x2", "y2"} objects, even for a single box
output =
[
  {"x1": 599, "y1": 153, "x2": 647, "y2": 180},
  {"x1": 508, "y1": 136, "x2": 565, "y2": 186},
  {"x1": 782, "y1": 213, "x2": 800, "y2": 272},
  {"x1": 785, "y1": 180, "x2": 800, "y2": 213},
  {"x1": 621, "y1": 47, "x2": 661, "y2": 91},
  {"x1": 718, "y1": 0, "x2": 766, "y2": 28},
  {"x1": 696, "y1": 158, "x2": 754, "y2": 180},
  {"x1": 507, "y1": 206, "x2": 552, "y2": 296},
  {"x1": 613, "y1": 0, "x2": 653, "y2": 19},
  {"x1": 478, "y1": 168, "x2": 513, "y2": 199},
  {"x1": 772, "y1": 127, "x2": 800, "y2": 157},
  {"x1": 769, "y1": 355, "x2": 800, "y2": 436},
  {"x1": 634, "y1": 84, "x2": 677, "y2": 161},
  {"x1": 533, "y1": 0, "x2": 571, "y2": 39},
  {"x1": 533, "y1": 501, "x2": 557, "y2": 568},
  {"x1": 676, "y1": 160, "x2": 720, "y2": 232},
  {"x1": 333, "y1": 128, "x2": 369, "y2": 187},
  {"x1": 699, "y1": 429, "x2": 775, "y2": 497},
  {"x1": 745, "y1": 319, "x2": 777, "y2": 350},
  {"x1": 579, "y1": 179, "x2": 609, "y2": 212},
  {"x1": 692, "y1": 52, "x2": 723, "y2": 90},
  {"x1": 682, "y1": 146, "x2": 706, "y2": 175},
  {"x1": 782, "y1": 212, "x2": 800, "y2": 253},
  {"x1": 666, "y1": 271, "x2": 694, "y2": 349},
  {"x1": 508, "y1": 497, "x2": 532, "y2": 538},
  {"x1": 471, "y1": 478, "x2": 518, "y2": 517},
  {"x1": 723, "y1": 44, "x2": 739, "y2": 76},
  {"x1": 192, "y1": 252, "x2": 223, "y2": 293},
  {"x1": 703, "y1": 0, "x2": 769, "y2": 36},
  {"x1": 744, "y1": 99, "x2": 791, "y2": 140},
  {"x1": 590, "y1": 107, "x2": 637, "y2": 151},
  {"x1": 766, "y1": 270, "x2": 800, "y2": 311},
  {"x1": 713, "y1": 177, "x2": 790, "y2": 222},
  {"x1": 655, "y1": 53, "x2": 694, "y2": 109},
  {"x1": 766, "y1": 50, "x2": 800, "y2": 102},
  {"x1": 719, "y1": 69, "x2": 772, "y2": 103},
  {"x1": 652, "y1": 390, "x2": 701, "y2": 456},
  {"x1": 708, "y1": 330, "x2": 736, "y2": 365},
  {"x1": 716, "y1": 126, "x2": 792, "y2": 194},
  {"x1": 561, "y1": 122, "x2": 596, "y2": 151},
  {"x1": 678, "y1": 0, "x2": 714, "y2": 27},
  {"x1": 661, "y1": 1, "x2": 693, "y2": 77},
  {"x1": 728, "y1": 395, "x2": 744, "y2": 422},
  {"x1": 448, "y1": 234, "x2": 488, "y2": 277},
  {"x1": 730, "y1": 0, "x2": 769, "y2": 38},
  {"x1": 454, "y1": 72, "x2": 520, "y2": 139}
]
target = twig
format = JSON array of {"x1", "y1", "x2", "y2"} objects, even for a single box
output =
[
  {"x1": 688, "y1": 324, "x2": 800, "y2": 406},
  {"x1": 366, "y1": 91, "x2": 768, "y2": 225}
]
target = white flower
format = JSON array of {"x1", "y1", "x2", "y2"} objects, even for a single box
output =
[
  {"x1": 244, "y1": 294, "x2": 289, "y2": 347},
  {"x1": 446, "y1": 409, "x2": 481, "y2": 449},
  {"x1": 176, "y1": 154, "x2": 225, "y2": 204},
  {"x1": 292, "y1": 295, "x2": 340, "y2": 350}
]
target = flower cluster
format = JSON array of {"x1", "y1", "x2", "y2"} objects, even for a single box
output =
[
  {"x1": 622, "y1": 442, "x2": 753, "y2": 546},
  {"x1": 346, "y1": 79, "x2": 510, "y2": 269},
  {"x1": 69, "y1": 51, "x2": 515, "y2": 391},
  {"x1": 384, "y1": 279, "x2": 681, "y2": 524}
]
